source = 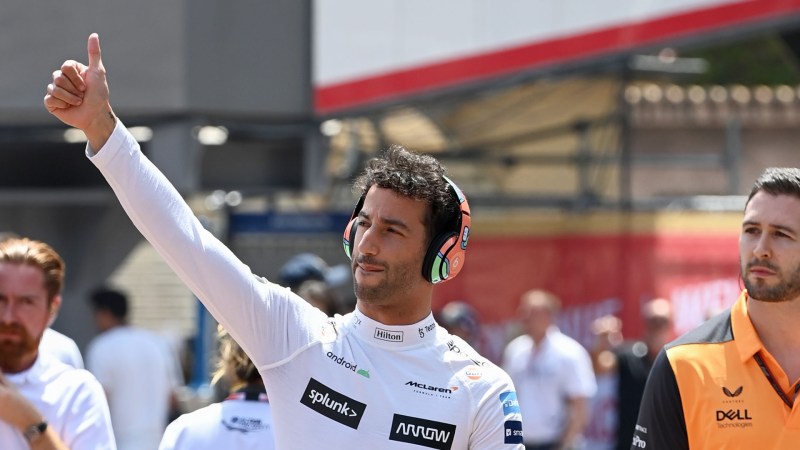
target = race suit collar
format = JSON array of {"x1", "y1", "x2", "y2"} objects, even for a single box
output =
[{"x1": 349, "y1": 308, "x2": 438, "y2": 349}]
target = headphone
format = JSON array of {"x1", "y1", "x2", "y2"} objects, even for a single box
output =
[{"x1": 342, "y1": 176, "x2": 471, "y2": 284}]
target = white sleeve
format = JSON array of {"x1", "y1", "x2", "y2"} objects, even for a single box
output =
[
  {"x1": 467, "y1": 369, "x2": 525, "y2": 449},
  {"x1": 564, "y1": 344, "x2": 597, "y2": 399},
  {"x1": 64, "y1": 338, "x2": 85, "y2": 370},
  {"x1": 87, "y1": 121, "x2": 326, "y2": 368},
  {"x1": 157, "y1": 416, "x2": 185, "y2": 450},
  {"x1": 56, "y1": 372, "x2": 117, "y2": 450}
]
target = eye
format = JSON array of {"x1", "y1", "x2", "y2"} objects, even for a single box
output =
[{"x1": 742, "y1": 226, "x2": 759, "y2": 235}]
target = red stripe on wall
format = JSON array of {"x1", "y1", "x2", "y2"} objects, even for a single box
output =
[{"x1": 315, "y1": 0, "x2": 800, "y2": 114}]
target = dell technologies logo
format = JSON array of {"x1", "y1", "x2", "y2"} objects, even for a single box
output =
[
  {"x1": 300, "y1": 378, "x2": 366, "y2": 429},
  {"x1": 389, "y1": 414, "x2": 456, "y2": 449},
  {"x1": 716, "y1": 409, "x2": 752, "y2": 421}
]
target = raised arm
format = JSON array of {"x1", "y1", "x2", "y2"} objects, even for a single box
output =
[{"x1": 42, "y1": 34, "x2": 324, "y2": 368}]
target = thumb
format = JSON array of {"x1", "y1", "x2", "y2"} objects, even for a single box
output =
[{"x1": 87, "y1": 33, "x2": 104, "y2": 70}]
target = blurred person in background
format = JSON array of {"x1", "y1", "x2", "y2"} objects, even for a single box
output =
[
  {"x1": 295, "y1": 279, "x2": 340, "y2": 316},
  {"x1": 613, "y1": 298, "x2": 672, "y2": 450},
  {"x1": 86, "y1": 287, "x2": 182, "y2": 450},
  {"x1": 0, "y1": 237, "x2": 115, "y2": 449},
  {"x1": 0, "y1": 232, "x2": 83, "y2": 369},
  {"x1": 437, "y1": 300, "x2": 499, "y2": 363},
  {"x1": 158, "y1": 326, "x2": 274, "y2": 450},
  {"x1": 502, "y1": 289, "x2": 597, "y2": 450},
  {"x1": 279, "y1": 252, "x2": 351, "y2": 315},
  {"x1": 584, "y1": 314, "x2": 623, "y2": 450}
]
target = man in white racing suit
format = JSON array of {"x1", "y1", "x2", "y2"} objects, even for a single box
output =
[{"x1": 44, "y1": 34, "x2": 524, "y2": 449}]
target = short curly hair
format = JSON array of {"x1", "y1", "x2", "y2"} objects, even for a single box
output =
[{"x1": 353, "y1": 145, "x2": 459, "y2": 242}]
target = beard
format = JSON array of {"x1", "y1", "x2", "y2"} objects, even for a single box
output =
[
  {"x1": 742, "y1": 258, "x2": 800, "y2": 303},
  {"x1": 0, "y1": 323, "x2": 39, "y2": 372},
  {"x1": 353, "y1": 256, "x2": 420, "y2": 305}
]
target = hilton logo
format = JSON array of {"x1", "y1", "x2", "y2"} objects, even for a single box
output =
[{"x1": 375, "y1": 328, "x2": 403, "y2": 342}]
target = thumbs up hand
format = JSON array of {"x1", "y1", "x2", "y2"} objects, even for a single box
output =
[{"x1": 44, "y1": 33, "x2": 116, "y2": 150}]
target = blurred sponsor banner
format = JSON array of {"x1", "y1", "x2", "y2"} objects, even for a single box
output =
[{"x1": 432, "y1": 231, "x2": 740, "y2": 342}]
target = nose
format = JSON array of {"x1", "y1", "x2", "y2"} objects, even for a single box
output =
[
  {"x1": 356, "y1": 226, "x2": 378, "y2": 257},
  {"x1": 0, "y1": 300, "x2": 16, "y2": 324},
  {"x1": 753, "y1": 234, "x2": 771, "y2": 259}
]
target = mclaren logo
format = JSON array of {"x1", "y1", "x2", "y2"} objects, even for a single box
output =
[{"x1": 722, "y1": 386, "x2": 743, "y2": 397}]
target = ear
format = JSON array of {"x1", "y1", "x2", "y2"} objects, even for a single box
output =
[{"x1": 47, "y1": 295, "x2": 62, "y2": 325}]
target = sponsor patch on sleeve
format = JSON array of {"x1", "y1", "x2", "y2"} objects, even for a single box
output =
[
  {"x1": 504, "y1": 420, "x2": 523, "y2": 444},
  {"x1": 499, "y1": 391, "x2": 520, "y2": 415}
]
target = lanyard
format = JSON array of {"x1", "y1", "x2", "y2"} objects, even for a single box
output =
[{"x1": 753, "y1": 352, "x2": 800, "y2": 409}]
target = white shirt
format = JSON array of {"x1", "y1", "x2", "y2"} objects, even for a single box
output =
[
  {"x1": 40, "y1": 327, "x2": 85, "y2": 369},
  {"x1": 0, "y1": 354, "x2": 116, "y2": 450},
  {"x1": 502, "y1": 328, "x2": 597, "y2": 444},
  {"x1": 86, "y1": 326, "x2": 181, "y2": 450},
  {"x1": 158, "y1": 392, "x2": 275, "y2": 450},
  {"x1": 89, "y1": 120, "x2": 525, "y2": 449}
]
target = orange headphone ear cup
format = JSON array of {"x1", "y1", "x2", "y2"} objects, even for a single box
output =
[
  {"x1": 422, "y1": 232, "x2": 458, "y2": 284},
  {"x1": 343, "y1": 218, "x2": 358, "y2": 260},
  {"x1": 422, "y1": 176, "x2": 471, "y2": 284}
]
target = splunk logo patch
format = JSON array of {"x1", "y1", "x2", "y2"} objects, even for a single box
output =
[
  {"x1": 300, "y1": 378, "x2": 366, "y2": 429},
  {"x1": 389, "y1": 414, "x2": 456, "y2": 449}
]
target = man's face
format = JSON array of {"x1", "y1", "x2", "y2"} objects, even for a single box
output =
[
  {"x1": 522, "y1": 305, "x2": 553, "y2": 339},
  {"x1": 740, "y1": 192, "x2": 800, "y2": 303},
  {"x1": 0, "y1": 262, "x2": 54, "y2": 373},
  {"x1": 351, "y1": 186, "x2": 429, "y2": 306}
]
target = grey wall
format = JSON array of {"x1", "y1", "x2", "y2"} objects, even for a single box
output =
[{"x1": 1, "y1": 0, "x2": 310, "y2": 123}]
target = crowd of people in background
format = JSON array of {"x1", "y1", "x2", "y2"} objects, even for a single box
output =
[
  {"x1": 0, "y1": 235, "x2": 721, "y2": 450},
  {"x1": 10, "y1": 241, "x2": 699, "y2": 450}
]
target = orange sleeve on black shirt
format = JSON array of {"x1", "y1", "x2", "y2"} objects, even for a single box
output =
[{"x1": 630, "y1": 349, "x2": 689, "y2": 450}]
